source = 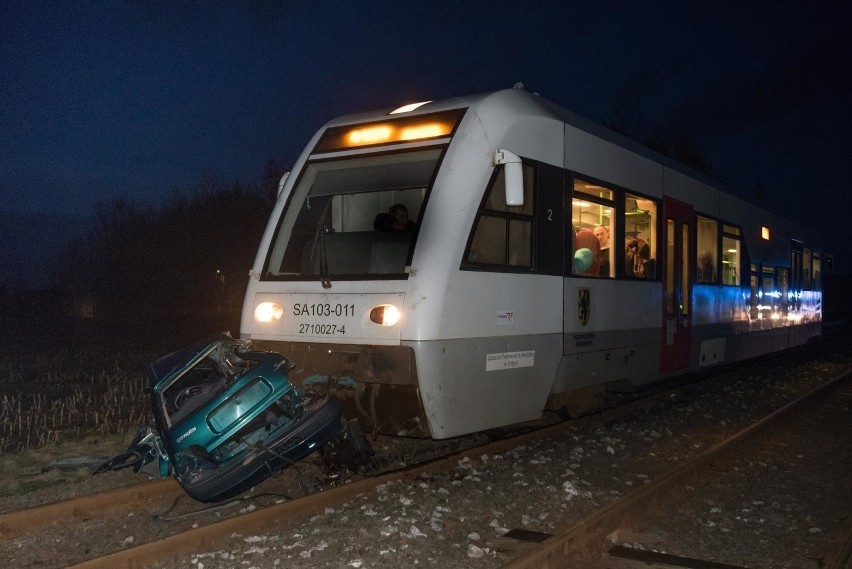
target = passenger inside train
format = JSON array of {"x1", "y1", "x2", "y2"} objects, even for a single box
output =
[
  {"x1": 573, "y1": 229, "x2": 602, "y2": 276},
  {"x1": 697, "y1": 251, "x2": 716, "y2": 283},
  {"x1": 625, "y1": 238, "x2": 642, "y2": 276},
  {"x1": 594, "y1": 225, "x2": 610, "y2": 276},
  {"x1": 635, "y1": 243, "x2": 656, "y2": 279}
]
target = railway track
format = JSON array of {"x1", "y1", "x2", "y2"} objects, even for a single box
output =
[
  {"x1": 0, "y1": 389, "x2": 683, "y2": 564},
  {"x1": 500, "y1": 368, "x2": 851, "y2": 568},
  {"x1": 1, "y1": 339, "x2": 848, "y2": 568},
  {"x1": 0, "y1": 405, "x2": 591, "y2": 567}
]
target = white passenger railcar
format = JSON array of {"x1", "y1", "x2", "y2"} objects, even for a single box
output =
[{"x1": 240, "y1": 86, "x2": 823, "y2": 440}]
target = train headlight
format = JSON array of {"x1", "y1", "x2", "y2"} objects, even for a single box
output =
[
  {"x1": 255, "y1": 302, "x2": 283, "y2": 323},
  {"x1": 369, "y1": 304, "x2": 401, "y2": 327}
]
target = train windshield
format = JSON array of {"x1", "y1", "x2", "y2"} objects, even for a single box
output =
[{"x1": 264, "y1": 148, "x2": 442, "y2": 280}]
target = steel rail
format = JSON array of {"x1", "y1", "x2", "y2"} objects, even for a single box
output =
[
  {"x1": 0, "y1": 479, "x2": 180, "y2": 540},
  {"x1": 499, "y1": 368, "x2": 852, "y2": 569},
  {"x1": 826, "y1": 506, "x2": 852, "y2": 569}
]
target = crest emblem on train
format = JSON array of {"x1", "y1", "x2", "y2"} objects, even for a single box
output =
[{"x1": 577, "y1": 288, "x2": 591, "y2": 326}]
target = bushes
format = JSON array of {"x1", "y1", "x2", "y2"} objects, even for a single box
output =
[{"x1": 0, "y1": 161, "x2": 286, "y2": 453}]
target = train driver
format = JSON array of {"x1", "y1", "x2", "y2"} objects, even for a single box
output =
[{"x1": 374, "y1": 204, "x2": 417, "y2": 232}]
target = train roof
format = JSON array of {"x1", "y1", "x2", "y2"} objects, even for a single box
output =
[
  {"x1": 326, "y1": 85, "x2": 719, "y2": 189},
  {"x1": 321, "y1": 86, "x2": 823, "y2": 256}
]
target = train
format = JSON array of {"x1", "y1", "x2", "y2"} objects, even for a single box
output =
[{"x1": 239, "y1": 85, "x2": 824, "y2": 441}]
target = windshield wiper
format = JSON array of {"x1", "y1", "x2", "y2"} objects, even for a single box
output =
[{"x1": 316, "y1": 222, "x2": 332, "y2": 289}]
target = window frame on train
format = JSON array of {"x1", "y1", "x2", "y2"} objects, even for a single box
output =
[
  {"x1": 696, "y1": 215, "x2": 719, "y2": 285},
  {"x1": 622, "y1": 191, "x2": 659, "y2": 280},
  {"x1": 261, "y1": 146, "x2": 447, "y2": 282},
  {"x1": 721, "y1": 223, "x2": 743, "y2": 286},
  {"x1": 462, "y1": 162, "x2": 536, "y2": 271},
  {"x1": 692, "y1": 213, "x2": 745, "y2": 288},
  {"x1": 570, "y1": 175, "x2": 616, "y2": 278}
]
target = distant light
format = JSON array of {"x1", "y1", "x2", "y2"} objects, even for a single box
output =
[
  {"x1": 390, "y1": 101, "x2": 431, "y2": 114},
  {"x1": 761, "y1": 226, "x2": 770, "y2": 240}
]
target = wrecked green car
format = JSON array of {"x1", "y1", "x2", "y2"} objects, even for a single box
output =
[{"x1": 98, "y1": 334, "x2": 344, "y2": 502}]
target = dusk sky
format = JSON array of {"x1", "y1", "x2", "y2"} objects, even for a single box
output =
[{"x1": 2, "y1": 0, "x2": 851, "y2": 286}]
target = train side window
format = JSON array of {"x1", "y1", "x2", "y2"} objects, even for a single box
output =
[
  {"x1": 761, "y1": 265, "x2": 776, "y2": 292},
  {"x1": 572, "y1": 178, "x2": 614, "y2": 277},
  {"x1": 484, "y1": 165, "x2": 534, "y2": 215},
  {"x1": 791, "y1": 251, "x2": 801, "y2": 287},
  {"x1": 624, "y1": 193, "x2": 657, "y2": 279},
  {"x1": 469, "y1": 216, "x2": 506, "y2": 264},
  {"x1": 465, "y1": 164, "x2": 534, "y2": 269},
  {"x1": 696, "y1": 216, "x2": 718, "y2": 283},
  {"x1": 812, "y1": 253, "x2": 821, "y2": 291},
  {"x1": 777, "y1": 267, "x2": 789, "y2": 316},
  {"x1": 721, "y1": 224, "x2": 741, "y2": 286},
  {"x1": 749, "y1": 264, "x2": 760, "y2": 319},
  {"x1": 509, "y1": 219, "x2": 532, "y2": 266},
  {"x1": 790, "y1": 247, "x2": 802, "y2": 311},
  {"x1": 803, "y1": 247, "x2": 812, "y2": 290},
  {"x1": 760, "y1": 265, "x2": 776, "y2": 320}
]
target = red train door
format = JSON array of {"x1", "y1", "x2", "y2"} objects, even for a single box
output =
[{"x1": 660, "y1": 197, "x2": 692, "y2": 373}]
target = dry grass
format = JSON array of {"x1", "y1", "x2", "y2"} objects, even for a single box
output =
[
  {"x1": 0, "y1": 347, "x2": 154, "y2": 454},
  {"x1": 0, "y1": 432, "x2": 135, "y2": 499}
]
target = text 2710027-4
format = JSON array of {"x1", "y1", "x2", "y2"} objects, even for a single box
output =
[{"x1": 298, "y1": 323, "x2": 346, "y2": 335}]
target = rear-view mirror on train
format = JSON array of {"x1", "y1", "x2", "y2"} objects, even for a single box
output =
[{"x1": 493, "y1": 148, "x2": 524, "y2": 206}]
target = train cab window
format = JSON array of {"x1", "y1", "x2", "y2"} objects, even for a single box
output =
[
  {"x1": 624, "y1": 193, "x2": 657, "y2": 279},
  {"x1": 696, "y1": 216, "x2": 718, "y2": 284},
  {"x1": 466, "y1": 164, "x2": 534, "y2": 269},
  {"x1": 722, "y1": 224, "x2": 742, "y2": 286},
  {"x1": 267, "y1": 149, "x2": 441, "y2": 279},
  {"x1": 572, "y1": 178, "x2": 614, "y2": 277}
]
